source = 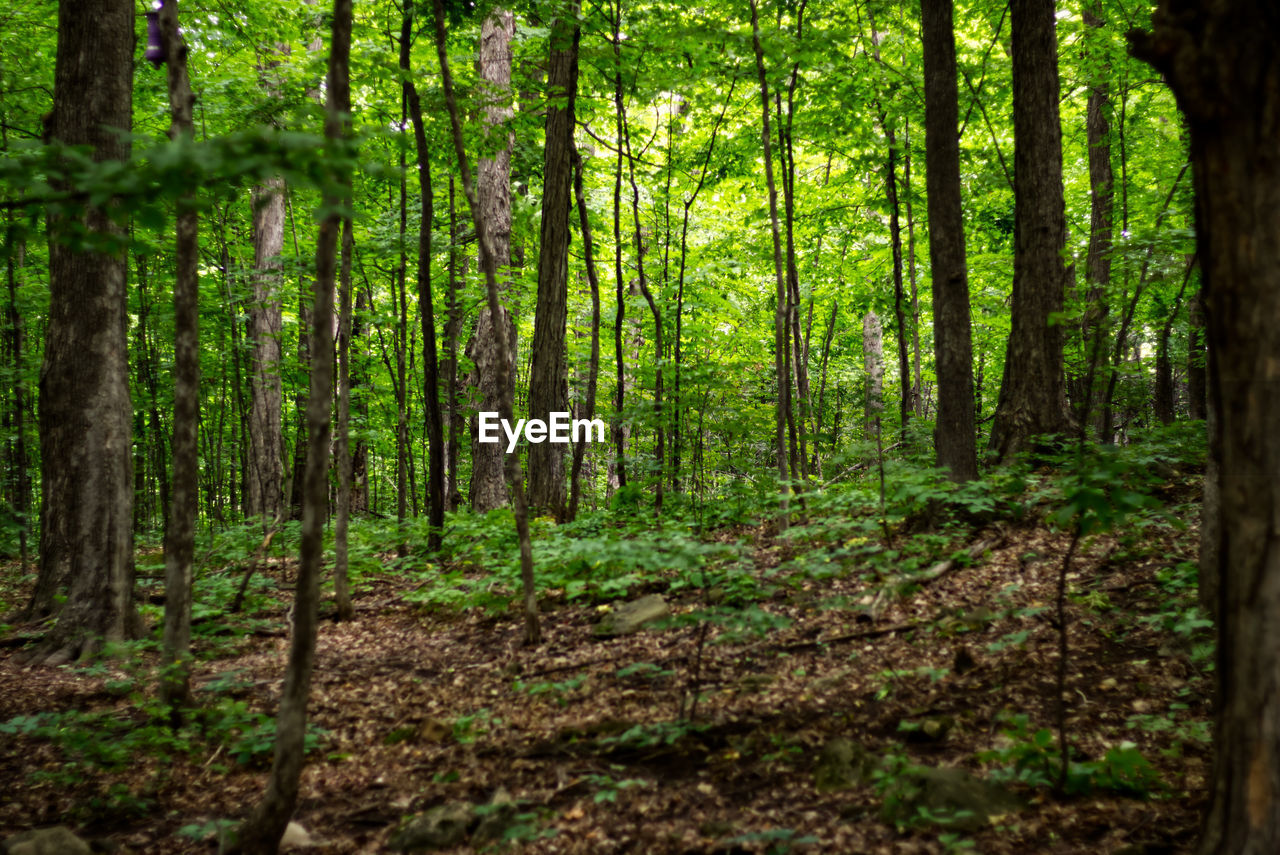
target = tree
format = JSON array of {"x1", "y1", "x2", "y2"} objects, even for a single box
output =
[
  {"x1": 468, "y1": 8, "x2": 518, "y2": 513},
  {"x1": 230, "y1": 0, "x2": 351, "y2": 849},
  {"x1": 988, "y1": 0, "x2": 1073, "y2": 461},
  {"x1": 527, "y1": 3, "x2": 581, "y2": 519},
  {"x1": 749, "y1": 0, "x2": 792, "y2": 531},
  {"x1": 433, "y1": 0, "x2": 541, "y2": 645},
  {"x1": 920, "y1": 0, "x2": 977, "y2": 482},
  {"x1": 158, "y1": 0, "x2": 200, "y2": 712},
  {"x1": 28, "y1": 0, "x2": 136, "y2": 665},
  {"x1": 1131, "y1": 4, "x2": 1280, "y2": 852}
]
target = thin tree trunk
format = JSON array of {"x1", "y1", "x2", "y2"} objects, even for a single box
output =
[
  {"x1": 158, "y1": 0, "x2": 199, "y2": 712},
  {"x1": 229, "y1": 0, "x2": 350, "y2": 849},
  {"x1": 405, "y1": 3, "x2": 445, "y2": 552},
  {"x1": 568, "y1": 148, "x2": 601, "y2": 521},
  {"x1": 433, "y1": 0, "x2": 541, "y2": 646},
  {"x1": 609, "y1": 1, "x2": 628, "y2": 493},
  {"x1": 749, "y1": 0, "x2": 791, "y2": 531},
  {"x1": 527, "y1": 6, "x2": 581, "y2": 519},
  {"x1": 333, "y1": 215, "x2": 355, "y2": 622},
  {"x1": 1079, "y1": 3, "x2": 1114, "y2": 434}
]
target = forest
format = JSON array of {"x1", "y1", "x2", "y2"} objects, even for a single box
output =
[{"x1": 1, "y1": 0, "x2": 1278, "y2": 852}]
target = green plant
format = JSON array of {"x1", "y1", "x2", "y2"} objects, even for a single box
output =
[{"x1": 979, "y1": 714, "x2": 1160, "y2": 797}]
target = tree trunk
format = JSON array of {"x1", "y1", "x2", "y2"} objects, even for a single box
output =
[
  {"x1": 989, "y1": 0, "x2": 1073, "y2": 461},
  {"x1": 1132, "y1": 5, "x2": 1280, "y2": 852},
  {"x1": 1187, "y1": 283, "x2": 1207, "y2": 421},
  {"x1": 527, "y1": 7, "x2": 580, "y2": 519},
  {"x1": 433, "y1": 0, "x2": 541, "y2": 646},
  {"x1": 568, "y1": 148, "x2": 601, "y2": 521},
  {"x1": 229, "y1": 0, "x2": 350, "y2": 850},
  {"x1": 863, "y1": 310, "x2": 884, "y2": 432},
  {"x1": 30, "y1": 0, "x2": 136, "y2": 665},
  {"x1": 158, "y1": 0, "x2": 199, "y2": 712},
  {"x1": 333, "y1": 215, "x2": 354, "y2": 622},
  {"x1": 468, "y1": 9, "x2": 517, "y2": 513},
  {"x1": 405, "y1": 2, "x2": 445, "y2": 553},
  {"x1": 884, "y1": 121, "x2": 912, "y2": 440},
  {"x1": 749, "y1": 0, "x2": 791, "y2": 531},
  {"x1": 1079, "y1": 3, "x2": 1114, "y2": 433},
  {"x1": 921, "y1": 0, "x2": 978, "y2": 481}
]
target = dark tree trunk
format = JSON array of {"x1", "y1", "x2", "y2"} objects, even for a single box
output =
[
  {"x1": 158, "y1": 0, "x2": 199, "y2": 712},
  {"x1": 568, "y1": 148, "x2": 601, "y2": 521},
  {"x1": 468, "y1": 9, "x2": 517, "y2": 513},
  {"x1": 749, "y1": 0, "x2": 791, "y2": 530},
  {"x1": 30, "y1": 0, "x2": 136, "y2": 665},
  {"x1": 884, "y1": 121, "x2": 912, "y2": 441},
  {"x1": 333, "y1": 217, "x2": 354, "y2": 622},
  {"x1": 921, "y1": 0, "x2": 978, "y2": 481},
  {"x1": 527, "y1": 7, "x2": 580, "y2": 519},
  {"x1": 989, "y1": 0, "x2": 1073, "y2": 461},
  {"x1": 405, "y1": 1, "x2": 445, "y2": 553},
  {"x1": 1079, "y1": 3, "x2": 1115, "y2": 433},
  {"x1": 1187, "y1": 283, "x2": 1207, "y2": 420},
  {"x1": 1132, "y1": 5, "x2": 1280, "y2": 853},
  {"x1": 229, "y1": 0, "x2": 351, "y2": 850},
  {"x1": 445, "y1": 180, "x2": 464, "y2": 510}
]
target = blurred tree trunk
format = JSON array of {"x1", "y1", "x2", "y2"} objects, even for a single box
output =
[
  {"x1": 229, "y1": 0, "x2": 351, "y2": 850},
  {"x1": 1132, "y1": 4, "x2": 1280, "y2": 852}
]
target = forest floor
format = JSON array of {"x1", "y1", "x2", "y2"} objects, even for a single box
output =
[{"x1": 0, "y1": 472, "x2": 1210, "y2": 854}]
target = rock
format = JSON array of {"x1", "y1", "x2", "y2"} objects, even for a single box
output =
[
  {"x1": 389, "y1": 802, "x2": 474, "y2": 852},
  {"x1": 280, "y1": 821, "x2": 316, "y2": 850},
  {"x1": 2, "y1": 827, "x2": 91, "y2": 855},
  {"x1": 880, "y1": 765, "x2": 1023, "y2": 831},
  {"x1": 814, "y1": 737, "x2": 875, "y2": 792},
  {"x1": 593, "y1": 594, "x2": 670, "y2": 637},
  {"x1": 472, "y1": 787, "x2": 519, "y2": 845}
]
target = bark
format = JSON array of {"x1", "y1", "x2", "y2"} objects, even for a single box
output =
[
  {"x1": 749, "y1": 0, "x2": 792, "y2": 530},
  {"x1": 989, "y1": 0, "x2": 1073, "y2": 461},
  {"x1": 568, "y1": 148, "x2": 601, "y2": 522},
  {"x1": 333, "y1": 215, "x2": 354, "y2": 622},
  {"x1": 1187, "y1": 283, "x2": 1207, "y2": 420},
  {"x1": 158, "y1": 0, "x2": 199, "y2": 712},
  {"x1": 433, "y1": 0, "x2": 541, "y2": 646},
  {"x1": 1079, "y1": 4, "x2": 1114, "y2": 433},
  {"x1": 1131, "y1": 5, "x2": 1280, "y2": 852},
  {"x1": 903, "y1": 121, "x2": 924, "y2": 419},
  {"x1": 863, "y1": 310, "x2": 884, "y2": 430},
  {"x1": 812, "y1": 300, "x2": 838, "y2": 475},
  {"x1": 30, "y1": 0, "x2": 136, "y2": 665},
  {"x1": 610, "y1": 8, "x2": 628, "y2": 493},
  {"x1": 229, "y1": 0, "x2": 350, "y2": 850},
  {"x1": 884, "y1": 122, "x2": 912, "y2": 440},
  {"x1": 405, "y1": 6, "x2": 445, "y2": 553},
  {"x1": 1154, "y1": 255, "x2": 1196, "y2": 425},
  {"x1": 445, "y1": 181, "x2": 464, "y2": 510},
  {"x1": 527, "y1": 8, "x2": 581, "y2": 519},
  {"x1": 921, "y1": 0, "x2": 978, "y2": 481},
  {"x1": 468, "y1": 9, "x2": 518, "y2": 513},
  {"x1": 3, "y1": 213, "x2": 29, "y2": 579}
]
